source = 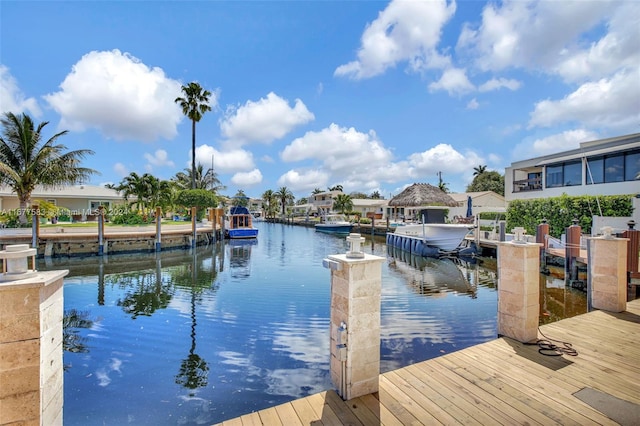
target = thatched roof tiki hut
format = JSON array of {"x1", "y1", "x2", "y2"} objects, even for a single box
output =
[{"x1": 388, "y1": 183, "x2": 458, "y2": 223}]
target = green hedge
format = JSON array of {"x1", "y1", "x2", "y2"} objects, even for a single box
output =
[
  {"x1": 507, "y1": 194, "x2": 634, "y2": 238},
  {"x1": 478, "y1": 212, "x2": 507, "y2": 221}
]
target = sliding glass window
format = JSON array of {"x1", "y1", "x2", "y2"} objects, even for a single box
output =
[
  {"x1": 625, "y1": 150, "x2": 640, "y2": 181},
  {"x1": 586, "y1": 148, "x2": 640, "y2": 184},
  {"x1": 545, "y1": 161, "x2": 582, "y2": 188}
]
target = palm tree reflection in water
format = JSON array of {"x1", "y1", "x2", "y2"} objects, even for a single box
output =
[{"x1": 174, "y1": 251, "x2": 213, "y2": 394}]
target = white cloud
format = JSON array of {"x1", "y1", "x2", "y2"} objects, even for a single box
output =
[
  {"x1": 277, "y1": 169, "x2": 330, "y2": 193},
  {"x1": 113, "y1": 163, "x2": 128, "y2": 178},
  {"x1": 43, "y1": 49, "x2": 183, "y2": 141},
  {"x1": 466, "y1": 98, "x2": 479, "y2": 110},
  {"x1": 281, "y1": 123, "x2": 393, "y2": 174},
  {"x1": 528, "y1": 69, "x2": 640, "y2": 131},
  {"x1": 195, "y1": 144, "x2": 255, "y2": 174},
  {"x1": 144, "y1": 149, "x2": 175, "y2": 169},
  {"x1": 428, "y1": 68, "x2": 475, "y2": 95},
  {"x1": 334, "y1": 0, "x2": 456, "y2": 79},
  {"x1": 478, "y1": 77, "x2": 522, "y2": 92},
  {"x1": 219, "y1": 92, "x2": 314, "y2": 146},
  {"x1": 512, "y1": 129, "x2": 598, "y2": 160},
  {"x1": 231, "y1": 169, "x2": 263, "y2": 187},
  {"x1": 408, "y1": 143, "x2": 483, "y2": 176},
  {"x1": 0, "y1": 65, "x2": 41, "y2": 117},
  {"x1": 457, "y1": 0, "x2": 615, "y2": 73}
]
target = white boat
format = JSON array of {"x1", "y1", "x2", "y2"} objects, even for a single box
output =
[
  {"x1": 390, "y1": 223, "x2": 474, "y2": 251},
  {"x1": 315, "y1": 214, "x2": 353, "y2": 234}
]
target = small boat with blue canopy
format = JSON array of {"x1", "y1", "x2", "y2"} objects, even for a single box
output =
[{"x1": 225, "y1": 206, "x2": 258, "y2": 239}]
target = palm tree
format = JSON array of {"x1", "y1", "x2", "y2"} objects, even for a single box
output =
[
  {"x1": 0, "y1": 112, "x2": 97, "y2": 223},
  {"x1": 276, "y1": 186, "x2": 294, "y2": 215},
  {"x1": 173, "y1": 165, "x2": 224, "y2": 192},
  {"x1": 333, "y1": 193, "x2": 353, "y2": 215},
  {"x1": 370, "y1": 190, "x2": 381, "y2": 199},
  {"x1": 312, "y1": 188, "x2": 323, "y2": 194},
  {"x1": 473, "y1": 165, "x2": 487, "y2": 177},
  {"x1": 261, "y1": 189, "x2": 278, "y2": 219},
  {"x1": 175, "y1": 82, "x2": 212, "y2": 190}
]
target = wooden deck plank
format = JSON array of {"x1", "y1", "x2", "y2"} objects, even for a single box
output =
[
  {"x1": 417, "y1": 357, "x2": 533, "y2": 426},
  {"x1": 272, "y1": 402, "x2": 303, "y2": 426},
  {"x1": 389, "y1": 368, "x2": 464, "y2": 425},
  {"x1": 465, "y1": 339, "x2": 617, "y2": 425},
  {"x1": 357, "y1": 393, "x2": 406, "y2": 426},
  {"x1": 239, "y1": 413, "x2": 262, "y2": 426},
  {"x1": 379, "y1": 373, "x2": 448, "y2": 425},
  {"x1": 435, "y1": 355, "x2": 548, "y2": 426},
  {"x1": 488, "y1": 333, "x2": 640, "y2": 403},
  {"x1": 217, "y1": 299, "x2": 640, "y2": 426},
  {"x1": 256, "y1": 407, "x2": 282, "y2": 425},
  {"x1": 305, "y1": 392, "x2": 343, "y2": 426},
  {"x1": 289, "y1": 397, "x2": 321, "y2": 425}
]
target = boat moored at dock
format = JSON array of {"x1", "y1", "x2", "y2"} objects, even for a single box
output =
[
  {"x1": 387, "y1": 223, "x2": 475, "y2": 256},
  {"x1": 315, "y1": 214, "x2": 352, "y2": 234},
  {"x1": 225, "y1": 206, "x2": 259, "y2": 239}
]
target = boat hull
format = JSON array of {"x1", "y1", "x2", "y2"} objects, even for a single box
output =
[
  {"x1": 315, "y1": 224, "x2": 353, "y2": 234},
  {"x1": 226, "y1": 228, "x2": 259, "y2": 239},
  {"x1": 389, "y1": 223, "x2": 473, "y2": 251}
]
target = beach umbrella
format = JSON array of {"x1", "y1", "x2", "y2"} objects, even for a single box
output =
[{"x1": 466, "y1": 196, "x2": 473, "y2": 218}]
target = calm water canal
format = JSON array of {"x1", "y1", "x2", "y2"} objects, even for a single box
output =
[{"x1": 40, "y1": 221, "x2": 587, "y2": 425}]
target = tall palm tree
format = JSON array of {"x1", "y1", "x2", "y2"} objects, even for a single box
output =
[
  {"x1": 276, "y1": 186, "x2": 294, "y2": 215},
  {"x1": 473, "y1": 165, "x2": 487, "y2": 177},
  {"x1": 333, "y1": 193, "x2": 353, "y2": 214},
  {"x1": 0, "y1": 112, "x2": 97, "y2": 223},
  {"x1": 175, "y1": 82, "x2": 212, "y2": 190}
]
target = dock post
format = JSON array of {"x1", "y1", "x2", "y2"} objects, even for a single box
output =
[
  {"x1": 622, "y1": 220, "x2": 639, "y2": 299},
  {"x1": 323, "y1": 233, "x2": 384, "y2": 400},
  {"x1": 98, "y1": 206, "x2": 105, "y2": 256},
  {"x1": 0, "y1": 251, "x2": 68, "y2": 425},
  {"x1": 191, "y1": 207, "x2": 197, "y2": 248},
  {"x1": 155, "y1": 206, "x2": 162, "y2": 252},
  {"x1": 537, "y1": 219, "x2": 550, "y2": 272},
  {"x1": 497, "y1": 228, "x2": 542, "y2": 343},
  {"x1": 587, "y1": 227, "x2": 627, "y2": 312},
  {"x1": 565, "y1": 218, "x2": 581, "y2": 282},
  {"x1": 32, "y1": 204, "x2": 39, "y2": 249}
]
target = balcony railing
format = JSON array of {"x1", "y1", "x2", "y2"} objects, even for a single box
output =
[{"x1": 513, "y1": 177, "x2": 542, "y2": 193}]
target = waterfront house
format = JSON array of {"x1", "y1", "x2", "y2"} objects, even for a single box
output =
[
  {"x1": 448, "y1": 191, "x2": 506, "y2": 217},
  {"x1": 0, "y1": 184, "x2": 124, "y2": 222},
  {"x1": 504, "y1": 133, "x2": 640, "y2": 203},
  {"x1": 310, "y1": 190, "x2": 343, "y2": 215}
]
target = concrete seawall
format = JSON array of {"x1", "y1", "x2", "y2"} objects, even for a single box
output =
[{"x1": 0, "y1": 224, "x2": 216, "y2": 258}]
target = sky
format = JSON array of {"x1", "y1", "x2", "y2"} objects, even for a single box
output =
[{"x1": 1, "y1": 0, "x2": 638, "y2": 200}]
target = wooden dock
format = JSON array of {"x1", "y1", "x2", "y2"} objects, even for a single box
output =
[{"x1": 216, "y1": 299, "x2": 640, "y2": 425}]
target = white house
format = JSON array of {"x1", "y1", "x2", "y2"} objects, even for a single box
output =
[
  {"x1": 0, "y1": 184, "x2": 124, "y2": 221},
  {"x1": 448, "y1": 191, "x2": 507, "y2": 217},
  {"x1": 504, "y1": 133, "x2": 640, "y2": 202}
]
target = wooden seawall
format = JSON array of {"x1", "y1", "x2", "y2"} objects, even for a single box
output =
[{"x1": 216, "y1": 299, "x2": 640, "y2": 425}]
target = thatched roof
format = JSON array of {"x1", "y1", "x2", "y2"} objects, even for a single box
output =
[{"x1": 388, "y1": 183, "x2": 458, "y2": 207}]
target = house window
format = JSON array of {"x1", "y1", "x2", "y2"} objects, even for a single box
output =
[
  {"x1": 587, "y1": 149, "x2": 639, "y2": 184},
  {"x1": 563, "y1": 161, "x2": 582, "y2": 186},
  {"x1": 625, "y1": 150, "x2": 640, "y2": 181},
  {"x1": 586, "y1": 157, "x2": 604, "y2": 184},
  {"x1": 546, "y1": 160, "x2": 581, "y2": 187}
]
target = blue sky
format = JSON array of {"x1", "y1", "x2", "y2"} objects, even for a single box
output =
[{"x1": 1, "y1": 0, "x2": 638, "y2": 200}]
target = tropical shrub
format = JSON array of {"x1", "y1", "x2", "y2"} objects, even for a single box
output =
[{"x1": 176, "y1": 189, "x2": 218, "y2": 220}]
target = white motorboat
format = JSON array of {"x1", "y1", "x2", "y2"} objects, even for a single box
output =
[{"x1": 390, "y1": 223, "x2": 474, "y2": 251}]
